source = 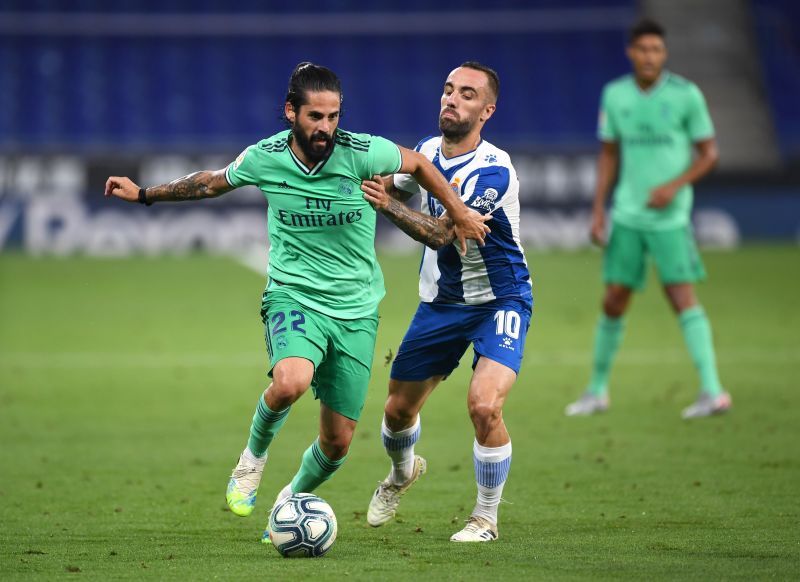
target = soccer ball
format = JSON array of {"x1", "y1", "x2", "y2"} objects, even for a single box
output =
[{"x1": 268, "y1": 493, "x2": 337, "y2": 558}]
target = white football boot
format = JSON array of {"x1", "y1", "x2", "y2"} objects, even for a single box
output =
[
  {"x1": 225, "y1": 449, "x2": 266, "y2": 517},
  {"x1": 564, "y1": 392, "x2": 610, "y2": 416},
  {"x1": 681, "y1": 392, "x2": 732, "y2": 419},
  {"x1": 367, "y1": 455, "x2": 427, "y2": 527},
  {"x1": 450, "y1": 516, "x2": 498, "y2": 542}
]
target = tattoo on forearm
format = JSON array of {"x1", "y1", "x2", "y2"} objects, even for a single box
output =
[
  {"x1": 146, "y1": 171, "x2": 223, "y2": 202},
  {"x1": 380, "y1": 198, "x2": 455, "y2": 249},
  {"x1": 387, "y1": 187, "x2": 415, "y2": 203}
]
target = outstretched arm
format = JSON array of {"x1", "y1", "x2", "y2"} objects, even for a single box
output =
[
  {"x1": 104, "y1": 169, "x2": 234, "y2": 204},
  {"x1": 362, "y1": 175, "x2": 488, "y2": 250}
]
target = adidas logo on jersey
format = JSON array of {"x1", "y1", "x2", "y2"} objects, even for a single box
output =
[{"x1": 278, "y1": 181, "x2": 291, "y2": 189}]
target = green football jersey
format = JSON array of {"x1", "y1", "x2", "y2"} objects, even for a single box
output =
[
  {"x1": 226, "y1": 128, "x2": 402, "y2": 319},
  {"x1": 598, "y1": 72, "x2": 714, "y2": 230}
]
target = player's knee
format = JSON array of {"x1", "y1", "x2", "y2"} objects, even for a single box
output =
[
  {"x1": 384, "y1": 396, "x2": 415, "y2": 429},
  {"x1": 468, "y1": 400, "x2": 502, "y2": 428},
  {"x1": 318, "y1": 434, "x2": 350, "y2": 461},
  {"x1": 269, "y1": 369, "x2": 310, "y2": 405},
  {"x1": 602, "y1": 292, "x2": 628, "y2": 317},
  {"x1": 664, "y1": 285, "x2": 697, "y2": 313}
]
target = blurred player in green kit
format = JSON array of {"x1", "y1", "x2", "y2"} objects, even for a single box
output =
[
  {"x1": 104, "y1": 62, "x2": 490, "y2": 534},
  {"x1": 565, "y1": 20, "x2": 732, "y2": 419}
]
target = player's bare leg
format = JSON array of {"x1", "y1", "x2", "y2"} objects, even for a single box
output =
[
  {"x1": 451, "y1": 358, "x2": 515, "y2": 542},
  {"x1": 664, "y1": 283, "x2": 731, "y2": 418},
  {"x1": 566, "y1": 284, "x2": 632, "y2": 416},
  {"x1": 227, "y1": 357, "x2": 313, "y2": 517},
  {"x1": 367, "y1": 377, "x2": 440, "y2": 527}
]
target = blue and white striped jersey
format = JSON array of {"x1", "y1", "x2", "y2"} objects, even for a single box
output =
[{"x1": 394, "y1": 136, "x2": 532, "y2": 306}]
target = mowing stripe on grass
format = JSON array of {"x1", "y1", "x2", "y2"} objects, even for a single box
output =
[{"x1": 1, "y1": 348, "x2": 797, "y2": 368}]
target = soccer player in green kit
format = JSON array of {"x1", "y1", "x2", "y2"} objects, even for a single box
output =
[
  {"x1": 564, "y1": 20, "x2": 732, "y2": 419},
  {"x1": 104, "y1": 63, "x2": 490, "y2": 533}
]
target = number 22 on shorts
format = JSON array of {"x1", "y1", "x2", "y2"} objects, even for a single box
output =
[{"x1": 271, "y1": 310, "x2": 307, "y2": 336}]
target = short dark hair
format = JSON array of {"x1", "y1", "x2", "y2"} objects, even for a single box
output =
[
  {"x1": 628, "y1": 19, "x2": 666, "y2": 44},
  {"x1": 460, "y1": 61, "x2": 500, "y2": 101},
  {"x1": 284, "y1": 62, "x2": 342, "y2": 120}
]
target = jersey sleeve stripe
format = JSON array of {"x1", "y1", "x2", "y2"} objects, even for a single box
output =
[
  {"x1": 391, "y1": 144, "x2": 403, "y2": 174},
  {"x1": 224, "y1": 164, "x2": 236, "y2": 187}
]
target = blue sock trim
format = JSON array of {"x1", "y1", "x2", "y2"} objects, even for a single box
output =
[
  {"x1": 473, "y1": 455, "x2": 512, "y2": 488},
  {"x1": 382, "y1": 424, "x2": 421, "y2": 452}
]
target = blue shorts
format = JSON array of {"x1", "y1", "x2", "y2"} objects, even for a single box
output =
[{"x1": 390, "y1": 299, "x2": 532, "y2": 381}]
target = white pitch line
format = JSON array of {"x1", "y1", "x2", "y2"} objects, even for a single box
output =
[{"x1": 0, "y1": 348, "x2": 797, "y2": 369}]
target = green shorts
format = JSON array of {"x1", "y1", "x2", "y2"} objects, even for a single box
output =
[
  {"x1": 603, "y1": 222, "x2": 707, "y2": 291},
  {"x1": 261, "y1": 287, "x2": 378, "y2": 421}
]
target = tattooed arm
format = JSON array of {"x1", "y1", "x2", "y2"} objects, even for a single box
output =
[
  {"x1": 382, "y1": 176, "x2": 416, "y2": 203},
  {"x1": 362, "y1": 175, "x2": 487, "y2": 250},
  {"x1": 381, "y1": 194, "x2": 456, "y2": 250},
  {"x1": 104, "y1": 169, "x2": 234, "y2": 204}
]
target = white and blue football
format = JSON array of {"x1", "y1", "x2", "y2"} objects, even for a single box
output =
[{"x1": 268, "y1": 493, "x2": 337, "y2": 558}]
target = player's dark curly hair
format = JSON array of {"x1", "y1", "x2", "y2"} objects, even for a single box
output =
[
  {"x1": 283, "y1": 62, "x2": 343, "y2": 125},
  {"x1": 460, "y1": 61, "x2": 500, "y2": 102},
  {"x1": 628, "y1": 19, "x2": 666, "y2": 44}
]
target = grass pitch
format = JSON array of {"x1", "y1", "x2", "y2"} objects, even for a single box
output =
[{"x1": 1, "y1": 246, "x2": 799, "y2": 580}]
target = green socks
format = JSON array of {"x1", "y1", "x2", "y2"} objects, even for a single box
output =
[
  {"x1": 290, "y1": 439, "x2": 346, "y2": 493},
  {"x1": 247, "y1": 399, "x2": 345, "y2": 495},
  {"x1": 585, "y1": 306, "x2": 723, "y2": 398},
  {"x1": 679, "y1": 306, "x2": 723, "y2": 397},
  {"x1": 247, "y1": 396, "x2": 290, "y2": 457},
  {"x1": 587, "y1": 314, "x2": 625, "y2": 396}
]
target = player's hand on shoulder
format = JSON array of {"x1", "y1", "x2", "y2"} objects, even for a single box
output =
[
  {"x1": 648, "y1": 182, "x2": 679, "y2": 209},
  {"x1": 361, "y1": 174, "x2": 390, "y2": 210},
  {"x1": 104, "y1": 176, "x2": 140, "y2": 202}
]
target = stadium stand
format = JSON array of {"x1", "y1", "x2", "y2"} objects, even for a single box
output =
[
  {"x1": 753, "y1": 0, "x2": 800, "y2": 160},
  {"x1": 0, "y1": 1, "x2": 635, "y2": 152}
]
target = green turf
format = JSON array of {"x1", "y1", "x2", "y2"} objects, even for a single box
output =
[{"x1": 1, "y1": 246, "x2": 798, "y2": 580}]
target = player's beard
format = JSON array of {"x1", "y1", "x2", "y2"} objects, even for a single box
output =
[
  {"x1": 292, "y1": 125, "x2": 334, "y2": 164},
  {"x1": 439, "y1": 111, "x2": 472, "y2": 141}
]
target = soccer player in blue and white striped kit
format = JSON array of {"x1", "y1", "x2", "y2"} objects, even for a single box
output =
[{"x1": 360, "y1": 62, "x2": 532, "y2": 542}]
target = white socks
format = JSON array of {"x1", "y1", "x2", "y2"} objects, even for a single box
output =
[
  {"x1": 381, "y1": 415, "x2": 421, "y2": 485},
  {"x1": 471, "y1": 439, "x2": 512, "y2": 524}
]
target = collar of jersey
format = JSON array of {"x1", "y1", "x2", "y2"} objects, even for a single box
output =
[
  {"x1": 437, "y1": 139, "x2": 481, "y2": 170},
  {"x1": 287, "y1": 136, "x2": 332, "y2": 175},
  {"x1": 633, "y1": 71, "x2": 670, "y2": 98}
]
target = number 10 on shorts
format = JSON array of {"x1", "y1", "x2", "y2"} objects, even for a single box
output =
[{"x1": 494, "y1": 310, "x2": 521, "y2": 339}]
